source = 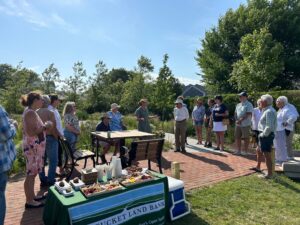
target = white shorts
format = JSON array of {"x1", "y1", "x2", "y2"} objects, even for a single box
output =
[{"x1": 213, "y1": 121, "x2": 227, "y2": 132}]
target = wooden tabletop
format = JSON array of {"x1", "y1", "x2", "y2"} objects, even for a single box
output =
[{"x1": 91, "y1": 130, "x2": 155, "y2": 140}]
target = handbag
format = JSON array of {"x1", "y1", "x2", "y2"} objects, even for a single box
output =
[{"x1": 222, "y1": 118, "x2": 230, "y2": 126}]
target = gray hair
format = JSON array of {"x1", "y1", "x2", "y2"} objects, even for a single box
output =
[
  {"x1": 276, "y1": 96, "x2": 288, "y2": 105},
  {"x1": 257, "y1": 99, "x2": 262, "y2": 105},
  {"x1": 41, "y1": 95, "x2": 50, "y2": 108},
  {"x1": 261, "y1": 94, "x2": 273, "y2": 106}
]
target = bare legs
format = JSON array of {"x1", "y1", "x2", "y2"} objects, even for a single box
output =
[
  {"x1": 263, "y1": 152, "x2": 273, "y2": 177},
  {"x1": 216, "y1": 131, "x2": 225, "y2": 150},
  {"x1": 195, "y1": 126, "x2": 203, "y2": 144},
  {"x1": 24, "y1": 175, "x2": 41, "y2": 206}
]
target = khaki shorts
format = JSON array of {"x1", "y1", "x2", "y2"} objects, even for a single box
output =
[{"x1": 235, "y1": 126, "x2": 251, "y2": 139}]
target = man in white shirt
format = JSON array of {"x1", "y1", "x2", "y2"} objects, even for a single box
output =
[
  {"x1": 48, "y1": 94, "x2": 64, "y2": 175},
  {"x1": 174, "y1": 99, "x2": 189, "y2": 153},
  {"x1": 277, "y1": 97, "x2": 299, "y2": 160}
]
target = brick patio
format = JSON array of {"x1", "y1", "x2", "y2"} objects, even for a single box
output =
[{"x1": 4, "y1": 148, "x2": 261, "y2": 225}]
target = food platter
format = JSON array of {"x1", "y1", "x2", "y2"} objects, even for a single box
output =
[
  {"x1": 80, "y1": 181, "x2": 123, "y2": 198},
  {"x1": 120, "y1": 173, "x2": 154, "y2": 187}
]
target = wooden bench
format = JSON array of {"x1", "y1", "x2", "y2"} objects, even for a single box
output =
[
  {"x1": 59, "y1": 138, "x2": 96, "y2": 180},
  {"x1": 128, "y1": 138, "x2": 164, "y2": 173}
]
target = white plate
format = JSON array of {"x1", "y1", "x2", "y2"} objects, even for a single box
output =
[
  {"x1": 70, "y1": 179, "x2": 85, "y2": 191},
  {"x1": 62, "y1": 189, "x2": 74, "y2": 197},
  {"x1": 55, "y1": 181, "x2": 71, "y2": 193}
]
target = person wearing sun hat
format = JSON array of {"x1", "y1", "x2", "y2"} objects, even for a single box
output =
[
  {"x1": 135, "y1": 99, "x2": 152, "y2": 133},
  {"x1": 173, "y1": 98, "x2": 189, "y2": 153},
  {"x1": 107, "y1": 103, "x2": 124, "y2": 131},
  {"x1": 107, "y1": 103, "x2": 126, "y2": 153}
]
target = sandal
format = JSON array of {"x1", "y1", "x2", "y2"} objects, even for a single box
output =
[
  {"x1": 34, "y1": 193, "x2": 48, "y2": 201},
  {"x1": 249, "y1": 167, "x2": 262, "y2": 173},
  {"x1": 25, "y1": 202, "x2": 45, "y2": 209}
]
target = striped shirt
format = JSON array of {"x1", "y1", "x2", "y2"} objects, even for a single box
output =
[
  {"x1": 0, "y1": 105, "x2": 16, "y2": 173},
  {"x1": 258, "y1": 106, "x2": 277, "y2": 137}
]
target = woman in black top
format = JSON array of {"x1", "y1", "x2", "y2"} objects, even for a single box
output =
[{"x1": 210, "y1": 95, "x2": 229, "y2": 151}]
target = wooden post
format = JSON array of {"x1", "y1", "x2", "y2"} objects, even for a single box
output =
[{"x1": 171, "y1": 161, "x2": 180, "y2": 179}]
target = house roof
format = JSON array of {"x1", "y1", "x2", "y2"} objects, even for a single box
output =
[{"x1": 182, "y1": 84, "x2": 206, "y2": 97}]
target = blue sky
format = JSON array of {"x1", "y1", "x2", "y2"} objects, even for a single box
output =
[{"x1": 0, "y1": 0, "x2": 246, "y2": 85}]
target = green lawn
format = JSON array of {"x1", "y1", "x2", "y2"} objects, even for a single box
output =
[{"x1": 168, "y1": 174, "x2": 300, "y2": 225}]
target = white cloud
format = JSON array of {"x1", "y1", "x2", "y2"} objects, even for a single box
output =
[
  {"x1": 0, "y1": 0, "x2": 79, "y2": 33},
  {"x1": 51, "y1": 13, "x2": 79, "y2": 34},
  {"x1": 50, "y1": 0, "x2": 83, "y2": 6},
  {"x1": 88, "y1": 29, "x2": 119, "y2": 46},
  {"x1": 28, "y1": 65, "x2": 40, "y2": 72},
  {"x1": 177, "y1": 76, "x2": 202, "y2": 85},
  {"x1": 149, "y1": 72, "x2": 201, "y2": 85},
  {"x1": 0, "y1": 0, "x2": 48, "y2": 27}
]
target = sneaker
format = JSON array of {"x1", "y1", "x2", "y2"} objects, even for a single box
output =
[
  {"x1": 204, "y1": 142, "x2": 208, "y2": 147},
  {"x1": 249, "y1": 167, "x2": 262, "y2": 173},
  {"x1": 213, "y1": 147, "x2": 220, "y2": 150},
  {"x1": 181, "y1": 148, "x2": 187, "y2": 153},
  {"x1": 207, "y1": 143, "x2": 212, "y2": 148}
]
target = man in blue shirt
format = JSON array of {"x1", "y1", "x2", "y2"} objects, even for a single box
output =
[{"x1": 0, "y1": 105, "x2": 17, "y2": 225}]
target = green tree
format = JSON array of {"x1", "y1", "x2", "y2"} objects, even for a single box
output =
[
  {"x1": 230, "y1": 28, "x2": 284, "y2": 91},
  {"x1": 152, "y1": 54, "x2": 182, "y2": 120},
  {"x1": 120, "y1": 73, "x2": 147, "y2": 114},
  {"x1": 64, "y1": 61, "x2": 87, "y2": 102},
  {"x1": 136, "y1": 55, "x2": 154, "y2": 74},
  {"x1": 1, "y1": 63, "x2": 41, "y2": 113},
  {"x1": 107, "y1": 68, "x2": 130, "y2": 83},
  {"x1": 85, "y1": 60, "x2": 110, "y2": 112},
  {"x1": 0, "y1": 64, "x2": 15, "y2": 90},
  {"x1": 196, "y1": 0, "x2": 300, "y2": 93},
  {"x1": 41, "y1": 63, "x2": 60, "y2": 94}
]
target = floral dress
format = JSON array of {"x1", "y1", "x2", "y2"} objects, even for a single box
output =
[{"x1": 22, "y1": 108, "x2": 46, "y2": 176}]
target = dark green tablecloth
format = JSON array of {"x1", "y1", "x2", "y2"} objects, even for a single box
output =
[{"x1": 43, "y1": 172, "x2": 168, "y2": 225}]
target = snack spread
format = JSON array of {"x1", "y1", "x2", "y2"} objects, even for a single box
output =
[{"x1": 81, "y1": 181, "x2": 122, "y2": 197}]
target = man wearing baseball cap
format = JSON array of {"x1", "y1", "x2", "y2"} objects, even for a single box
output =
[{"x1": 234, "y1": 91, "x2": 254, "y2": 155}]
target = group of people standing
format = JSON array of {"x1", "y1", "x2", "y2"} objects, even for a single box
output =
[
  {"x1": 173, "y1": 92, "x2": 299, "y2": 179},
  {"x1": 173, "y1": 95, "x2": 229, "y2": 153},
  {"x1": 0, "y1": 91, "x2": 81, "y2": 215}
]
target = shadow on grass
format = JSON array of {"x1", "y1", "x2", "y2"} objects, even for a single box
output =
[
  {"x1": 183, "y1": 152, "x2": 234, "y2": 171},
  {"x1": 166, "y1": 211, "x2": 210, "y2": 225},
  {"x1": 274, "y1": 175, "x2": 300, "y2": 194}
]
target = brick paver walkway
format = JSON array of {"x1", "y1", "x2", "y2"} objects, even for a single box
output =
[{"x1": 5, "y1": 135, "x2": 261, "y2": 225}]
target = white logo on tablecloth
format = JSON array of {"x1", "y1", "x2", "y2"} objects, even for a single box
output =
[{"x1": 88, "y1": 200, "x2": 165, "y2": 225}]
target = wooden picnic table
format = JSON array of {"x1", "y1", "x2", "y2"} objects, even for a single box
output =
[{"x1": 91, "y1": 130, "x2": 156, "y2": 163}]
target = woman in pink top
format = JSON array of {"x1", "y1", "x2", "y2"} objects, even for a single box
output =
[{"x1": 21, "y1": 92, "x2": 52, "y2": 209}]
